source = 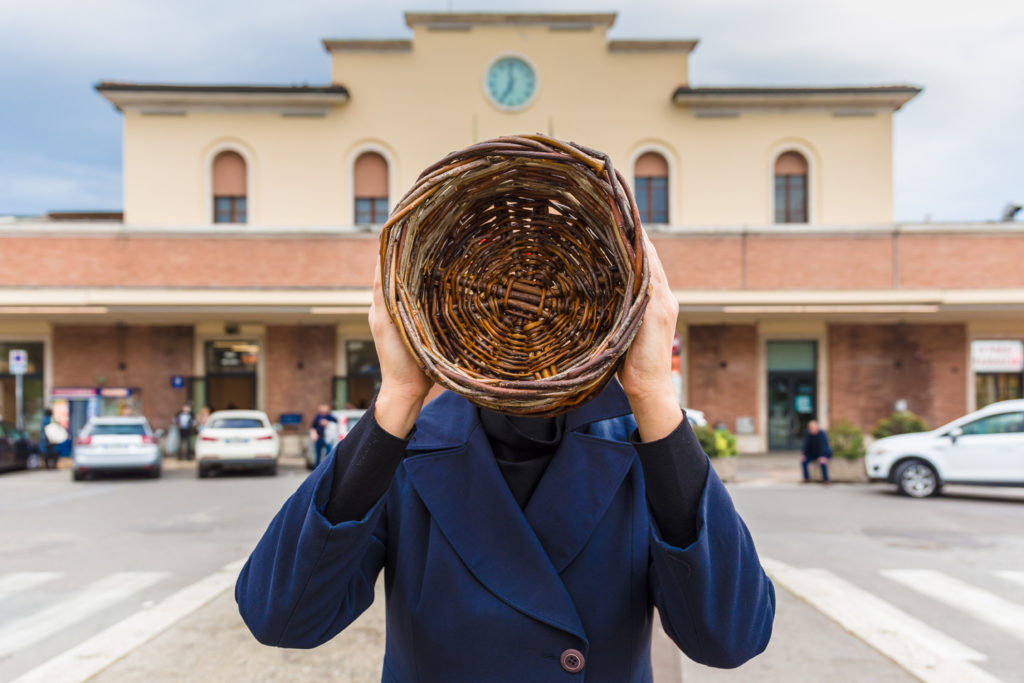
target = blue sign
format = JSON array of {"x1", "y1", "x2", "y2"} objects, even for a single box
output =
[
  {"x1": 170, "y1": 375, "x2": 185, "y2": 389},
  {"x1": 279, "y1": 413, "x2": 303, "y2": 425}
]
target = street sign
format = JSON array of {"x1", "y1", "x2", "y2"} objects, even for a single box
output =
[
  {"x1": 8, "y1": 349, "x2": 27, "y2": 375},
  {"x1": 8, "y1": 350, "x2": 27, "y2": 431},
  {"x1": 171, "y1": 375, "x2": 185, "y2": 389}
]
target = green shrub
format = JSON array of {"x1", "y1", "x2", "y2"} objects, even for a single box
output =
[
  {"x1": 828, "y1": 419, "x2": 866, "y2": 460},
  {"x1": 693, "y1": 424, "x2": 738, "y2": 458},
  {"x1": 871, "y1": 411, "x2": 929, "y2": 440}
]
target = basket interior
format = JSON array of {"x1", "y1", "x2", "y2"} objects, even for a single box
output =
[{"x1": 397, "y1": 157, "x2": 629, "y2": 382}]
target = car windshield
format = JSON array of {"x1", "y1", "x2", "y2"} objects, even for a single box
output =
[
  {"x1": 208, "y1": 418, "x2": 265, "y2": 429},
  {"x1": 90, "y1": 424, "x2": 147, "y2": 436}
]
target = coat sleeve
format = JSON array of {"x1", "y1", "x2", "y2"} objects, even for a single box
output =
[
  {"x1": 648, "y1": 464, "x2": 776, "y2": 668},
  {"x1": 235, "y1": 446, "x2": 388, "y2": 649}
]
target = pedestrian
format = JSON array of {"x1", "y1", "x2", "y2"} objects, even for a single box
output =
[
  {"x1": 196, "y1": 404, "x2": 212, "y2": 432},
  {"x1": 40, "y1": 408, "x2": 65, "y2": 470},
  {"x1": 308, "y1": 403, "x2": 338, "y2": 468},
  {"x1": 236, "y1": 240, "x2": 775, "y2": 679},
  {"x1": 801, "y1": 419, "x2": 832, "y2": 483},
  {"x1": 175, "y1": 404, "x2": 195, "y2": 461}
]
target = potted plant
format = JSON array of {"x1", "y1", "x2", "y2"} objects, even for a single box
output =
[
  {"x1": 825, "y1": 419, "x2": 868, "y2": 482},
  {"x1": 872, "y1": 411, "x2": 929, "y2": 440},
  {"x1": 694, "y1": 423, "x2": 738, "y2": 482}
]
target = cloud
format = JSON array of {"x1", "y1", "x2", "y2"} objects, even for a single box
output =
[{"x1": 0, "y1": 0, "x2": 1021, "y2": 220}]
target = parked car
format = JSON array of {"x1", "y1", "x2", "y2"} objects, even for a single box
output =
[
  {"x1": 0, "y1": 421, "x2": 38, "y2": 472},
  {"x1": 866, "y1": 399, "x2": 1024, "y2": 498},
  {"x1": 197, "y1": 410, "x2": 280, "y2": 478},
  {"x1": 683, "y1": 408, "x2": 707, "y2": 428},
  {"x1": 71, "y1": 416, "x2": 161, "y2": 481},
  {"x1": 304, "y1": 409, "x2": 367, "y2": 470}
]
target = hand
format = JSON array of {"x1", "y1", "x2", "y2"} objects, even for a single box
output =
[
  {"x1": 618, "y1": 233, "x2": 682, "y2": 442},
  {"x1": 370, "y1": 260, "x2": 433, "y2": 437}
]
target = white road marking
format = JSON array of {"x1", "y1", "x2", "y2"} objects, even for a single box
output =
[
  {"x1": 0, "y1": 572, "x2": 167, "y2": 659},
  {"x1": 884, "y1": 569, "x2": 1024, "y2": 643},
  {"x1": 762, "y1": 558, "x2": 999, "y2": 683},
  {"x1": 994, "y1": 570, "x2": 1024, "y2": 589},
  {"x1": 0, "y1": 573, "x2": 62, "y2": 601},
  {"x1": 12, "y1": 559, "x2": 245, "y2": 683}
]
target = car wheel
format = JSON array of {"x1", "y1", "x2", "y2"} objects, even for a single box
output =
[
  {"x1": 266, "y1": 463, "x2": 278, "y2": 476},
  {"x1": 197, "y1": 465, "x2": 210, "y2": 479},
  {"x1": 72, "y1": 469, "x2": 85, "y2": 482},
  {"x1": 895, "y1": 459, "x2": 940, "y2": 498},
  {"x1": 150, "y1": 467, "x2": 162, "y2": 479}
]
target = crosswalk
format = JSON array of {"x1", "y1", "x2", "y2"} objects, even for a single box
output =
[
  {"x1": 2, "y1": 561, "x2": 1023, "y2": 682},
  {"x1": 763, "y1": 558, "x2": 1024, "y2": 683},
  {"x1": 0, "y1": 561, "x2": 242, "y2": 683}
]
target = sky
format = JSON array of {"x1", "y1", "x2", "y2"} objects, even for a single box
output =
[{"x1": 1, "y1": 0, "x2": 1022, "y2": 222}]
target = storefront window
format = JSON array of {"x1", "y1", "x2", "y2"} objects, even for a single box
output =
[
  {"x1": 339, "y1": 341, "x2": 381, "y2": 409},
  {"x1": 972, "y1": 340, "x2": 1024, "y2": 408}
]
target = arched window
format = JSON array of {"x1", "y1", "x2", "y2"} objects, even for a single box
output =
[
  {"x1": 774, "y1": 151, "x2": 808, "y2": 223},
  {"x1": 212, "y1": 151, "x2": 247, "y2": 223},
  {"x1": 634, "y1": 152, "x2": 669, "y2": 224},
  {"x1": 353, "y1": 152, "x2": 389, "y2": 225}
]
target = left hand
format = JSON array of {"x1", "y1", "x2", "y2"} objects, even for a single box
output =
[{"x1": 618, "y1": 233, "x2": 683, "y2": 442}]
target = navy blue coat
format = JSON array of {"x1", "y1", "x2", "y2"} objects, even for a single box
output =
[{"x1": 236, "y1": 383, "x2": 775, "y2": 681}]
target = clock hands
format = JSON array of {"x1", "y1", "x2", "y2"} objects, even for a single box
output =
[{"x1": 501, "y1": 61, "x2": 516, "y2": 101}]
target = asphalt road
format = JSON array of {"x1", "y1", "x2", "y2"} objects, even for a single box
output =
[{"x1": 1, "y1": 457, "x2": 1023, "y2": 682}]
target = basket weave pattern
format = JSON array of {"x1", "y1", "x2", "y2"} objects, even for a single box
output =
[{"x1": 380, "y1": 134, "x2": 650, "y2": 416}]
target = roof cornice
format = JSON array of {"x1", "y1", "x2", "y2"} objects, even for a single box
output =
[
  {"x1": 404, "y1": 11, "x2": 617, "y2": 30},
  {"x1": 322, "y1": 39, "x2": 413, "y2": 53},
  {"x1": 608, "y1": 39, "x2": 698, "y2": 53},
  {"x1": 673, "y1": 85, "x2": 922, "y2": 111},
  {"x1": 95, "y1": 82, "x2": 350, "y2": 114}
]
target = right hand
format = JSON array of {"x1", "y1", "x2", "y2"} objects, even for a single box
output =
[{"x1": 370, "y1": 261, "x2": 432, "y2": 437}]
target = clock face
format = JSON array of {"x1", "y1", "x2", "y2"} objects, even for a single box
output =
[{"x1": 485, "y1": 56, "x2": 537, "y2": 110}]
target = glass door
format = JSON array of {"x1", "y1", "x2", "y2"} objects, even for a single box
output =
[{"x1": 766, "y1": 340, "x2": 817, "y2": 451}]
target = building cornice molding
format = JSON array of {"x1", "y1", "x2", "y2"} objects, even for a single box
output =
[
  {"x1": 404, "y1": 11, "x2": 617, "y2": 29},
  {"x1": 4, "y1": 219, "x2": 1021, "y2": 238},
  {"x1": 95, "y1": 82, "x2": 350, "y2": 114},
  {"x1": 673, "y1": 85, "x2": 921, "y2": 112},
  {"x1": 322, "y1": 39, "x2": 413, "y2": 53},
  {"x1": 4, "y1": 287, "x2": 1024, "y2": 318},
  {"x1": 608, "y1": 39, "x2": 698, "y2": 53}
]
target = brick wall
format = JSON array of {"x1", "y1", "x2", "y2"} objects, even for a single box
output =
[
  {"x1": 0, "y1": 236, "x2": 379, "y2": 288},
  {"x1": 687, "y1": 324, "x2": 758, "y2": 433},
  {"x1": 829, "y1": 323, "x2": 967, "y2": 432},
  {"x1": 52, "y1": 325, "x2": 194, "y2": 429},
  {"x1": 9, "y1": 231, "x2": 1024, "y2": 291},
  {"x1": 745, "y1": 235, "x2": 894, "y2": 289},
  {"x1": 264, "y1": 325, "x2": 336, "y2": 425}
]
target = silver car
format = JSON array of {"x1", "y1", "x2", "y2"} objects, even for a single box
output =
[{"x1": 72, "y1": 416, "x2": 162, "y2": 481}]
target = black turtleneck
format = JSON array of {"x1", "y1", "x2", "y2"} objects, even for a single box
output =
[
  {"x1": 478, "y1": 410, "x2": 565, "y2": 508},
  {"x1": 323, "y1": 398, "x2": 709, "y2": 548}
]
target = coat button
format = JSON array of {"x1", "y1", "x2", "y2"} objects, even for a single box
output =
[{"x1": 560, "y1": 648, "x2": 585, "y2": 673}]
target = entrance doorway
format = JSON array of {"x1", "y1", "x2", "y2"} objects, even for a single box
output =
[
  {"x1": 766, "y1": 341, "x2": 818, "y2": 451},
  {"x1": 205, "y1": 340, "x2": 259, "y2": 411}
]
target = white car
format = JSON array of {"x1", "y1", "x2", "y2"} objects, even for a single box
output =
[
  {"x1": 683, "y1": 408, "x2": 707, "y2": 428},
  {"x1": 305, "y1": 409, "x2": 367, "y2": 470},
  {"x1": 196, "y1": 410, "x2": 280, "y2": 478},
  {"x1": 72, "y1": 416, "x2": 162, "y2": 481},
  {"x1": 866, "y1": 399, "x2": 1024, "y2": 498}
]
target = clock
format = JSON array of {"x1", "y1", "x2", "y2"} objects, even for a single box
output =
[{"x1": 485, "y1": 55, "x2": 537, "y2": 111}]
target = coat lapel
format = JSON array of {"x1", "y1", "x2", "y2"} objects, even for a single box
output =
[
  {"x1": 404, "y1": 394, "x2": 586, "y2": 640},
  {"x1": 524, "y1": 381, "x2": 637, "y2": 572},
  {"x1": 402, "y1": 382, "x2": 637, "y2": 639}
]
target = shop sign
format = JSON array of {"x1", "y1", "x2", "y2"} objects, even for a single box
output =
[{"x1": 972, "y1": 340, "x2": 1024, "y2": 373}]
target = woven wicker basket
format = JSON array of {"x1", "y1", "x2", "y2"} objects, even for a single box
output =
[{"x1": 380, "y1": 134, "x2": 650, "y2": 417}]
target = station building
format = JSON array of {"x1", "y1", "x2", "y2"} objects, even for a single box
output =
[{"x1": 2, "y1": 11, "x2": 1023, "y2": 450}]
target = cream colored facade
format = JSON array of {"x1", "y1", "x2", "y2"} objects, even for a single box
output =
[{"x1": 104, "y1": 12, "x2": 914, "y2": 228}]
